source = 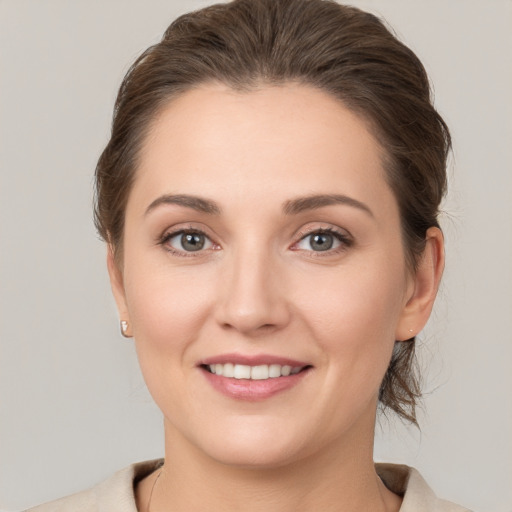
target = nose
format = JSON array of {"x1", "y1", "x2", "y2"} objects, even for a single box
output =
[{"x1": 215, "y1": 246, "x2": 291, "y2": 336}]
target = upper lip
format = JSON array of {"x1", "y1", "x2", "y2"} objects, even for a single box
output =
[{"x1": 199, "y1": 353, "x2": 310, "y2": 367}]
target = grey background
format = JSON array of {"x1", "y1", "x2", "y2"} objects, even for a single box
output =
[{"x1": 1, "y1": 0, "x2": 511, "y2": 510}]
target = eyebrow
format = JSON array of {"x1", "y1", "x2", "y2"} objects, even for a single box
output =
[
  {"x1": 145, "y1": 194, "x2": 222, "y2": 216},
  {"x1": 144, "y1": 193, "x2": 373, "y2": 218},
  {"x1": 283, "y1": 194, "x2": 374, "y2": 217}
]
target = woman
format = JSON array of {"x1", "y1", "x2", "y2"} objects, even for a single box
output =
[{"x1": 28, "y1": 0, "x2": 469, "y2": 510}]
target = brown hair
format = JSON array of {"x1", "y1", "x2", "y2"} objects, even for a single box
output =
[{"x1": 94, "y1": 0, "x2": 451, "y2": 424}]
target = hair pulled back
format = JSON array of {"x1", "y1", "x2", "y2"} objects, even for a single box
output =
[{"x1": 94, "y1": 0, "x2": 451, "y2": 424}]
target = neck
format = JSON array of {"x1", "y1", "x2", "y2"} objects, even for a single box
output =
[{"x1": 144, "y1": 417, "x2": 401, "y2": 512}]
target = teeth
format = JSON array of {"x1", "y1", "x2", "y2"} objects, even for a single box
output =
[
  {"x1": 233, "y1": 364, "x2": 251, "y2": 379},
  {"x1": 207, "y1": 363, "x2": 304, "y2": 380},
  {"x1": 268, "y1": 364, "x2": 281, "y2": 378},
  {"x1": 251, "y1": 365, "x2": 268, "y2": 380},
  {"x1": 222, "y1": 363, "x2": 234, "y2": 378}
]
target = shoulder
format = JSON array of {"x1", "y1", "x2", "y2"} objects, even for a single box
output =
[
  {"x1": 376, "y1": 463, "x2": 473, "y2": 512},
  {"x1": 26, "y1": 460, "x2": 471, "y2": 512},
  {"x1": 25, "y1": 459, "x2": 163, "y2": 512}
]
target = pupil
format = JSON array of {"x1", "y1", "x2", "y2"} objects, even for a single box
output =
[
  {"x1": 181, "y1": 233, "x2": 205, "y2": 251},
  {"x1": 311, "y1": 233, "x2": 333, "y2": 251}
]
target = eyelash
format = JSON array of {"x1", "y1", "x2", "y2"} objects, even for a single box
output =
[
  {"x1": 158, "y1": 226, "x2": 353, "y2": 257},
  {"x1": 292, "y1": 227, "x2": 353, "y2": 256},
  {"x1": 158, "y1": 227, "x2": 218, "y2": 257}
]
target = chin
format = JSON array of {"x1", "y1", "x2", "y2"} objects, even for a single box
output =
[
  {"x1": 189, "y1": 418, "x2": 308, "y2": 469},
  {"x1": 207, "y1": 441, "x2": 299, "y2": 469}
]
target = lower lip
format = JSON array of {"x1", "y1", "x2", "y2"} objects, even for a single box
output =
[{"x1": 201, "y1": 367, "x2": 310, "y2": 401}]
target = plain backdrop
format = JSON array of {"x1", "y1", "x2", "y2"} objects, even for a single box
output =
[{"x1": 1, "y1": 0, "x2": 511, "y2": 510}]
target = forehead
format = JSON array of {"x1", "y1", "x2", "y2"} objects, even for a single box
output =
[{"x1": 132, "y1": 82, "x2": 396, "y2": 217}]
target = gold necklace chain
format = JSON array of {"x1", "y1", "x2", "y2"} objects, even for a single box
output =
[{"x1": 146, "y1": 468, "x2": 163, "y2": 512}]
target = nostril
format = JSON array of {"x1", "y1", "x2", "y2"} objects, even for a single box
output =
[{"x1": 219, "y1": 318, "x2": 280, "y2": 333}]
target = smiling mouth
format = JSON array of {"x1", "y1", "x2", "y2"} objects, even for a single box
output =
[{"x1": 202, "y1": 363, "x2": 311, "y2": 380}]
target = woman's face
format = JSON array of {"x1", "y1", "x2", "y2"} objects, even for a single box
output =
[{"x1": 110, "y1": 83, "x2": 435, "y2": 467}]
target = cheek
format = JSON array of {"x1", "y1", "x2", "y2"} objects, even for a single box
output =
[
  {"x1": 123, "y1": 261, "x2": 217, "y2": 367},
  {"x1": 299, "y1": 261, "x2": 405, "y2": 331},
  {"x1": 292, "y1": 255, "x2": 407, "y2": 375},
  {"x1": 122, "y1": 263, "x2": 220, "y2": 421}
]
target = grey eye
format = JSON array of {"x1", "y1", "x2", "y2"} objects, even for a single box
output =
[
  {"x1": 295, "y1": 230, "x2": 347, "y2": 253},
  {"x1": 166, "y1": 231, "x2": 213, "y2": 252},
  {"x1": 181, "y1": 233, "x2": 206, "y2": 251},
  {"x1": 309, "y1": 233, "x2": 334, "y2": 251}
]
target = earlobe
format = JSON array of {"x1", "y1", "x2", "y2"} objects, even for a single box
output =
[
  {"x1": 395, "y1": 227, "x2": 445, "y2": 341},
  {"x1": 106, "y1": 246, "x2": 130, "y2": 327}
]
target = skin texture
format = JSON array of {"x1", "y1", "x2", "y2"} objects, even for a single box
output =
[{"x1": 108, "y1": 83, "x2": 444, "y2": 512}]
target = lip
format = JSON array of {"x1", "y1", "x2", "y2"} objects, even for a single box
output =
[
  {"x1": 199, "y1": 353, "x2": 309, "y2": 367},
  {"x1": 199, "y1": 353, "x2": 312, "y2": 401}
]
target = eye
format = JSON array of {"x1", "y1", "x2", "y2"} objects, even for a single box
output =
[
  {"x1": 162, "y1": 230, "x2": 214, "y2": 253},
  {"x1": 294, "y1": 228, "x2": 351, "y2": 253}
]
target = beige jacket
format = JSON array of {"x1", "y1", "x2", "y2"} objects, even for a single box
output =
[{"x1": 26, "y1": 459, "x2": 471, "y2": 512}]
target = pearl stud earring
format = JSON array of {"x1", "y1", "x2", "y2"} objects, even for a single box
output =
[{"x1": 120, "y1": 320, "x2": 132, "y2": 338}]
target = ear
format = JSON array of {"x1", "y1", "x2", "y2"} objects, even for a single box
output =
[
  {"x1": 395, "y1": 227, "x2": 445, "y2": 341},
  {"x1": 106, "y1": 245, "x2": 131, "y2": 335}
]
